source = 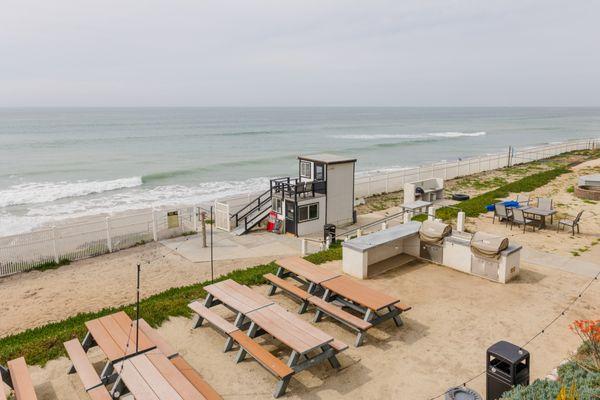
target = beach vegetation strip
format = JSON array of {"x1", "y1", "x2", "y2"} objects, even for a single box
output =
[
  {"x1": 435, "y1": 166, "x2": 570, "y2": 221},
  {"x1": 0, "y1": 248, "x2": 341, "y2": 366}
]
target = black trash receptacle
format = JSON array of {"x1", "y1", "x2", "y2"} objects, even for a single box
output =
[
  {"x1": 323, "y1": 224, "x2": 336, "y2": 242},
  {"x1": 486, "y1": 341, "x2": 529, "y2": 400}
]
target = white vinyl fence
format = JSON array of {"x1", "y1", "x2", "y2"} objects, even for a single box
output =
[
  {"x1": 0, "y1": 206, "x2": 200, "y2": 277},
  {"x1": 354, "y1": 138, "x2": 599, "y2": 197}
]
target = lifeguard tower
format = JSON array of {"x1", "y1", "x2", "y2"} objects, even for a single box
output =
[{"x1": 219, "y1": 154, "x2": 356, "y2": 236}]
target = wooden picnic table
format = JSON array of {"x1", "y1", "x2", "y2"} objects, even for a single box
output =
[
  {"x1": 205, "y1": 279, "x2": 274, "y2": 314},
  {"x1": 274, "y1": 257, "x2": 340, "y2": 287},
  {"x1": 83, "y1": 311, "x2": 156, "y2": 362},
  {"x1": 113, "y1": 349, "x2": 206, "y2": 400},
  {"x1": 194, "y1": 279, "x2": 274, "y2": 351},
  {"x1": 242, "y1": 304, "x2": 340, "y2": 376},
  {"x1": 520, "y1": 206, "x2": 557, "y2": 229},
  {"x1": 319, "y1": 275, "x2": 405, "y2": 346}
]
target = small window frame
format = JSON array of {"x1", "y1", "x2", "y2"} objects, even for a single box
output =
[
  {"x1": 298, "y1": 203, "x2": 319, "y2": 223},
  {"x1": 272, "y1": 197, "x2": 282, "y2": 214},
  {"x1": 300, "y1": 161, "x2": 312, "y2": 179}
]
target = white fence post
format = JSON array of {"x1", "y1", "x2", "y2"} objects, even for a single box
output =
[
  {"x1": 106, "y1": 217, "x2": 112, "y2": 252},
  {"x1": 381, "y1": 221, "x2": 388, "y2": 230},
  {"x1": 51, "y1": 226, "x2": 59, "y2": 263},
  {"x1": 428, "y1": 207, "x2": 435, "y2": 221},
  {"x1": 301, "y1": 238, "x2": 307, "y2": 256},
  {"x1": 193, "y1": 207, "x2": 198, "y2": 232},
  {"x1": 152, "y1": 210, "x2": 158, "y2": 242},
  {"x1": 457, "y1": 211, "x2": 466, "y2": 232}
]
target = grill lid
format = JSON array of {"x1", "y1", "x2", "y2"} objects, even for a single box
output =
[
  {"x1": 470, "y1": 231, "x2": 509, "y2": 259},
  {"x1": 419, "y1": 220, "x2": 452, "y2": 244}
]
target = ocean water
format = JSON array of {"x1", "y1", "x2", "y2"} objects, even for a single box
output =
[{"x1": 1, "y1": 107, "x2": 599, "y2": 236}]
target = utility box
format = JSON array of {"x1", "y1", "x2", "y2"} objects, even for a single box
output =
[{"x1": 486, "y1": 341, "x2": 529, "y2": 400}]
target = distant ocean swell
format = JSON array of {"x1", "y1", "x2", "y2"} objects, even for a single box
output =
[{"x1": 332, "y1": 131, "x2": 487, "y2": 140}]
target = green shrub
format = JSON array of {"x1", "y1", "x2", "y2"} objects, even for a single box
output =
[
  {"x1": 567, "y1": 186, "x2": 575, "y2": 193},
  {"x1": 501, "y1": 361, "x2": 600, "y2": 400},
  {"x1": 304, "y1": 241, "x2": 343, "y2": 264}
]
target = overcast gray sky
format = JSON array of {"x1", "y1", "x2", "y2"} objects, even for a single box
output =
[{"x1": 2, "y1": 1, "x2": 599, "y2": 107}]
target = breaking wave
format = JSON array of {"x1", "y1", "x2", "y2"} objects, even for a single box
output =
[{"x1": 0, "y1": 177, "x2": 143, "y2": 207}]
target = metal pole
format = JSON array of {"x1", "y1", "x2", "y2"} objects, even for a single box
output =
[
  {"x1": 210, "y1": 206, "x2": 214, "y2": 283},
  {"x1": 136, "y1": 263, "x2": 140, "y2": 354}
]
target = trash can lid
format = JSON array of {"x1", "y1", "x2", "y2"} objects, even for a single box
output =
[
  {"x1": 487, "y1": 340, "x2": 529, "y2": 362},
  {"x1": 444, "y1": 386, "x2": 482, "y2": 400}
]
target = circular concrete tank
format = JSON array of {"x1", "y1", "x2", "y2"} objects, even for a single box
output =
[{"x1": 575, "y1": 174, "x2": 600, "y2": 201}]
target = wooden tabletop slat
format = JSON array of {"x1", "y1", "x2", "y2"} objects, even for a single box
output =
[
  {"x1": 247, "y1": 304, "x2": 332, "y2": 354},
  {"x1": 146, "y1": 351, "x2": 206, "y2": 400},
  {"x1": 0, "y1": 383, "x2": 7, "y2": 400},
  {"x1": 276, "y1": 257, "x2": 340, "y2": 284},
  {"x1": 129, "y1": 354, "x2": 184, "y2": 400},
  {"x1": 205, "y1": 279, "x2": 273, "y2": 314},
  {"x1": 7, "y1": 357, "x2": 37, "y2": 400},
  {"x1": 321, "y1": 275, "x2": 399, "y2": 311},
  {"x1": 136, "y1": 319, "x2": 179, "y2": 359},
  {"x1": 85, "y1": 319, "x2": 123, "y2": 362},
  {"x1": 114, "y1": 359, "x2": 160, "y2": 400},
  {"x1": 111, "y1": 312, "x2": 155, "y2": 353},
  {"x1": 98, "y1": 316, "x2": 138, "y2": 359},
  {"x1": 86, "y1": 313, "x2": 156, "y2": 362}
]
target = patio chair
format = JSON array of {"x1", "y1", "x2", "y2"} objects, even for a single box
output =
[
  {"x1": 511, "y1": 208, "x2": 536, "y2": 232},
  {"x1": 516, "y1": 194, "x2": 531, "y2": 206},
  {"x1": 537, "y1": 197, "x2": 554, "y2": 223},
  {"x1": 558, "y1": 211, "x2": 584, "y2": 235},
  {"x1": 493, "y1": 203, "x2": 512, "y2": 225},
  {"x1": 303, "y1": 181, "x2": 313, "y2": 197}
]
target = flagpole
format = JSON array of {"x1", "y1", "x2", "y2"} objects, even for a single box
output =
[
  {"x1": 136, "y1": 263, "x2": 140, "y2": 354},
  {"x1": 210, "y1": 206, "x2": 214, "y2": 283}
]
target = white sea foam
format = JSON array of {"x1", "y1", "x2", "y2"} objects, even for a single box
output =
[
  {"x1": 333, "y1": 132, "x2": 486, "y2": 140},
  {"x1": 0, "y1": 177, "x2": 143, "y2": 207},
  {"x1": 0, "y1": 177, "x2": 272, "y2": 236}
]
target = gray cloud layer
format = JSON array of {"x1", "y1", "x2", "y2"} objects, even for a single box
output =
[{"x1": 2, "y1": 1, "x2": 599, "y2": 106}]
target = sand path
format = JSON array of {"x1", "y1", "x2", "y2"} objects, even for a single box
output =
[{"x1": 0, "y1": 241, "x2": 279, "y2": 337}]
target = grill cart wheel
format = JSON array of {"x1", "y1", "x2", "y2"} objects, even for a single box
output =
[{"x1": 444, "y1": 386, "x2": 482, "y2": 400}]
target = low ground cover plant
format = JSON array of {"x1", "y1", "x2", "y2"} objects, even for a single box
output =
[{"x1": 501, "y1": 320, "x2": 600, "y2": 400}]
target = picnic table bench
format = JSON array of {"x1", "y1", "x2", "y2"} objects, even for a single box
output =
[
  {"x1": 266, "y1": 257, "x2": 340, "y2": 313},
  {"x1": 312, "y1": 275, "x2": 411, "y2": 346},
  {"x1": 0, "y1": 357, "x2": 38, "y2": 400}
]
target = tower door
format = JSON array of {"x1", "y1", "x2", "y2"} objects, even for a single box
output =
[{"x1": 285, "y1": 200, "x2": 296, "y2": 235}]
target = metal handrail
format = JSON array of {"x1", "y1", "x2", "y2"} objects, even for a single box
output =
[{"x1": 232, "y1": 188, "x2": 272, "y2": 226}]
